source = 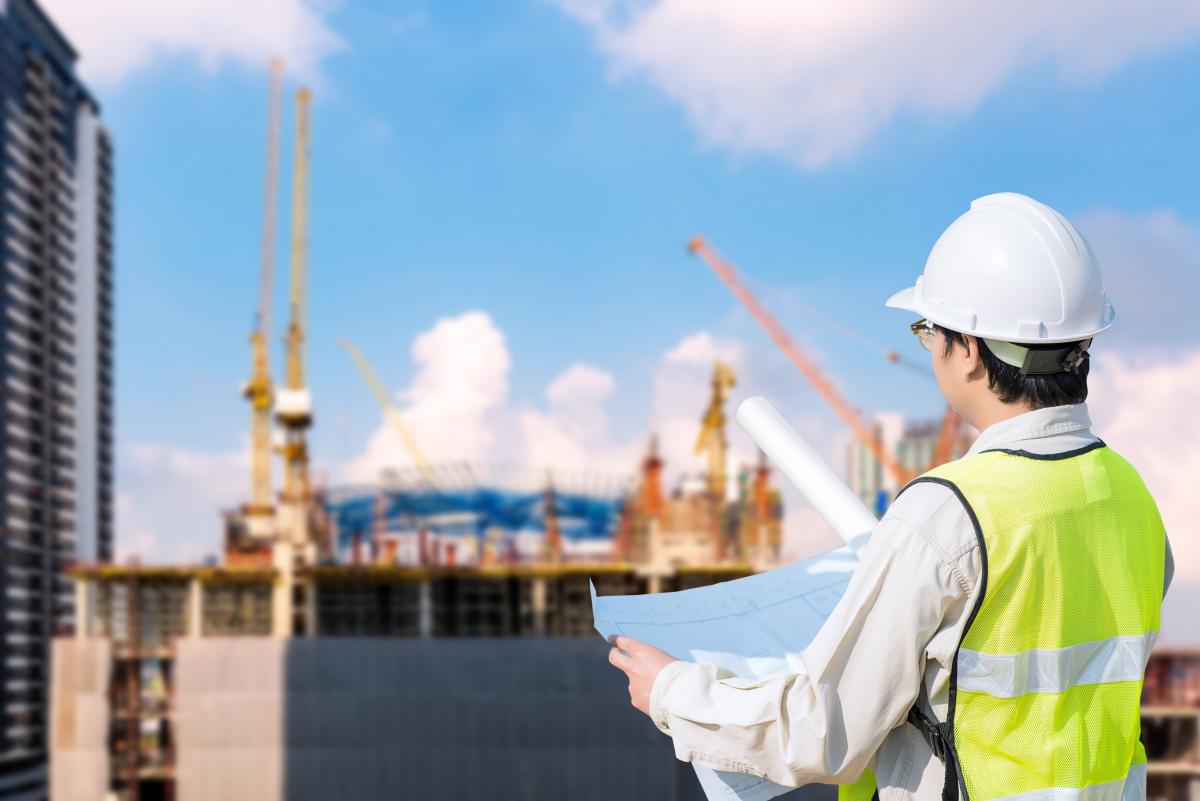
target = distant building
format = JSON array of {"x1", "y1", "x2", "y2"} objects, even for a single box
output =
[
  {"x1": 847, "y1": 413, "x2": 973, "y2": 515},
  {"x1": 0, "y1": 0, "x2": 114, "y2": 796}
]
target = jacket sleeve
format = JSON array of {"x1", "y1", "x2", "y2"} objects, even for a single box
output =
[{"x1": 647, "y1": 488, "x2": 979, "y2": 787}]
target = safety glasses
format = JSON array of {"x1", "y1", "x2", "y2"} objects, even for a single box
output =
[{"x1": 910, "y1": 319, "x2": 936, "y2": 352}]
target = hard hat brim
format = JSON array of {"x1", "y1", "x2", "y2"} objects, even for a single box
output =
[{"x1": 884, "y1": 285, "x2": 920, "y2": 314}]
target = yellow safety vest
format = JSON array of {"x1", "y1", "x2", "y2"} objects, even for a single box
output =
[{"x1": 840, "y1": 442, "x2": 1164, "y2": 801}]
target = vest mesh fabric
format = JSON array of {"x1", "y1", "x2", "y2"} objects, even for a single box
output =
[{"x1": 920, "y1": 445, "x2": 1164, "y2": 801}]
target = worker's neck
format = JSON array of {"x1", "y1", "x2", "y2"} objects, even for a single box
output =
[{"x1": 960, "y1": 395, "x2": 1036, "y2": 434}]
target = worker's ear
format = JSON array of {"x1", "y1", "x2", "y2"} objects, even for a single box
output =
[{"x1": 963, "y1": 336, "x2": 987, "y2": 382}]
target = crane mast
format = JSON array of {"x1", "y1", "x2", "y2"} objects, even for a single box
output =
[
  {"x1": 694, "y1": 362, "x2": 736, "y2": 499},
  {"x1": 276, "y1": 88, "x2": 314, "y2": 506},
  {"x1": 243, "y1": 59, "x2": 283, "y2": 524}
]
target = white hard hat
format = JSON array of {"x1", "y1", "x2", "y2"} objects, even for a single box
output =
[{"x1": 887, "y1": 193, "x2": 1115, "y2": 370}]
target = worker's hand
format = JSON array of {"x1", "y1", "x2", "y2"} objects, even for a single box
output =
[{"x1": 607, "y1": 635, "x2": 679, "y2": 716}]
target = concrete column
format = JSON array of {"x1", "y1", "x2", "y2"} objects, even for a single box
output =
[
  {"x1": 73, "y1": 579, "x2": 92, "y2": 639},
  {"x1": 531, "y1": 578, "x2": 547, "y2": 636},
  {"x1": 303, "y1": 579, "x2": 318, "y2": 636},
  {"x1": 418, "y1": 579, "x2": 433, "y2": 638},
  {"x1": 187, "y1": 578, "x2": 203, "y2": 637},
  {"x1": 272, "y1": 542, "x2": 294, "y2": 638}
]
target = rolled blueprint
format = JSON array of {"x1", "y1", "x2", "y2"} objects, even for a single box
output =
[{"x1": 736, "y1": 395, "x2": 877, "y2": 548}]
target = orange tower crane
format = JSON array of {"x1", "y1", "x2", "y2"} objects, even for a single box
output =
[
  {"x1": 688, "y1": 236, "x2": 943, "y2": 486},
  {"x1": 242, "y1": 58, "x2": 283, "y2": 522},
  {"x1": 931, "y1": 406, "x2": 966, "y2": 466}
]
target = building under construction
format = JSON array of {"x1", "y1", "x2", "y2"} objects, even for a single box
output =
[{"x1": 51, "y1": 405, "x2": 787, "y2": 800}]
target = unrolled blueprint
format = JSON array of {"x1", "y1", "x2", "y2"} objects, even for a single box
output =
[
  {"x1": 592, "y1": 397, "x2": 878, "y2": 801},
  {"x1": 591, "y1": 547, "x2": 859, "y2": 800},
  {"x1": 590, "y1": 548, "x2": 858, "y2": 685}
]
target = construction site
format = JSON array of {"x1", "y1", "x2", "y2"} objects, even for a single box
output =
[{"x1": 47, "y1": 64, "x2": 1200, "y2": 801}]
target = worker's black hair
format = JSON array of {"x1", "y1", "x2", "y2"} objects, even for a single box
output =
[{"x1": 936, "y1": 326, "x2": 1089, "y2": 409}]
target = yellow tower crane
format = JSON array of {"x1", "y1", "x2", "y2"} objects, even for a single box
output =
[
  {"x1": 694, "y1": 361, "x2": 736, "y2": 500},
  {"x1": 275, "y1": 88, "x2": 314, "y2": 505},
  {"x1": 242, "y1": 58, "x2": 283, "y2": 525},
  {"x1": 338, "y1": 338, "x2": 436, "y2": 484}
]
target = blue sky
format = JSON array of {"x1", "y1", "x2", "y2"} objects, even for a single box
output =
[
  {"x1": 39, "y1": 0, "x2": 1200, "y2": 638},
  {"x1": 100, "y1": 0, "x2": 1200, "y2": 441}
]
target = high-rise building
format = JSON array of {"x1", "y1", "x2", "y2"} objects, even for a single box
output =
[
  {"x1": 846, "y1": 414, "x2": 973, "y2": 515},
  {"x1": 0, "y1": 0, "x2": 113, "y2": 796}
]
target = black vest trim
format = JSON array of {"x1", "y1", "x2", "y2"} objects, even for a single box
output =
[
  {"x1": 895, "y1": 476, "x2": 990, "y2": 801},
  {"x1": 979, "y1": 440, "x2": 1106, "y2": 461}
]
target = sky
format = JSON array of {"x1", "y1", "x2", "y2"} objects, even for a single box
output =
[{"x1": 36, "y1": 0, "x2": 1200, "y2": 642}]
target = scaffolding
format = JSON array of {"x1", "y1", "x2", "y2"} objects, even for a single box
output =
[{"x1": 1142, "y1": 649, "x2": 1200, "y2": 800}]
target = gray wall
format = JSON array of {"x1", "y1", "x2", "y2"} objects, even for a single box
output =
[{"x1": 175, "y1": 637, "x2": 834, "y2": 801}]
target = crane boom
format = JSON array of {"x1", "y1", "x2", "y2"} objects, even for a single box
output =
[
  {"x1": 244, "y1": 58, "x2": 284, "y2": 518},
  {"x1": 688, "y1": 236, "x2": 915, "y2": 486},
  {"x1": 339, "y1": 338, "x2": 436, "y2": 484}
]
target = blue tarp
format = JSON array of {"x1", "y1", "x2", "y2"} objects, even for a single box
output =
[{"x1": 325, "y1": 487, "x2": 627, "y2": 551}]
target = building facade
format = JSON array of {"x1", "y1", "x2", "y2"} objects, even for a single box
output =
[
  {"x1": 846, "y1": 413, "x2": 972, "y2": 515},
  {"x1": 0, "y1": 0, "x2": 113, "y2": 796}
]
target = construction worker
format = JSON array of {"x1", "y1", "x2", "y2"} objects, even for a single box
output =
[{"x1": 606, "y1": 193, "x2": 1174, "y2": 800}]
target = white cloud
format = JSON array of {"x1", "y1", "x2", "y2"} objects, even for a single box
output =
[
  {"x1": 40, "y1": 0, "x2": 343, "y2": 85},
  {"x1": 1089, "y1": 352, "x2": 1200, "y2": 645},
  {"x1": 663, "y1": 331, "x2": 741, "y2": 366},
  {"x1": 343, "y1": 311, "x2": 511, "y2": 482},
  {"x1": 341, "y1": 312, "x2": 652, "y2": 480},
  {"x1": 546, "y1": 362, "x2": 614, "y2": 417},
  {"x1": 1075, "y1": 209, "x2": 1200, "y2": 352},
  {"x1": 521, "y1": 363, "x2": 639, "y2": 473},
  {"x1": 1075, "y1": 209, "x2": 1200, "y2": 641},
  {"x1": 557, "y1": 0, "x2": 1200, "y2": 167},
  {"x1": 116, "y1": 441, "x2": 248, "y2": 564}
]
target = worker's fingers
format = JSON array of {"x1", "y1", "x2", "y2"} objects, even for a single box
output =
[
  {"x1": 610, "y1": 635, "x2": 640, "y2": 654},
  {"x1": 607, "y1": 645, "x2": 632, "y2": 671}
]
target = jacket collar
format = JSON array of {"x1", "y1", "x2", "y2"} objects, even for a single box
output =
[{"x1": 965, "y1": 403, "x2": 1093, "y2": 456}]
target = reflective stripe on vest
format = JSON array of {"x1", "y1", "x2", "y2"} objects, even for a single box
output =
[
  {"x1": 913, "y1": 444, "x2": 1164, "y2": 801},
  {"x1": 956, "y1": 631, "x2": 1158, "y2": 698},
  {"x1": 993, "y1": 762, "x2": 1145, "y2": 801}
]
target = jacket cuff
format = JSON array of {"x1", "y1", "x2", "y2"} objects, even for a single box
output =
[{"x1": 649, "y1": 660, "x2": 694, "y2": 733}]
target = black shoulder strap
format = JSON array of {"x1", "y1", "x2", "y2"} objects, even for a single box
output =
[{"x1": 907, "y1": 705, "x2": 958, "y2": 801}]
